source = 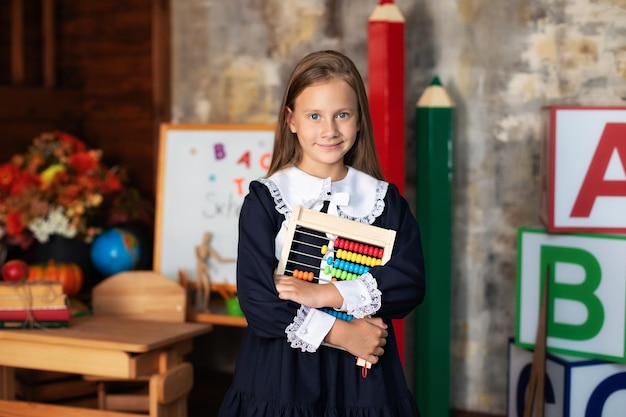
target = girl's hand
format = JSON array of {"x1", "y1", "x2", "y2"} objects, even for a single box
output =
[
  {"x1": 326, "y1": 317, "x2": 388, "y2": 364},
  {"x1": 274, "y1": 274, "x2": 343, "y2": 309}
]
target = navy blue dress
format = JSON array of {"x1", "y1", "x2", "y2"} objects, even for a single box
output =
[{"x1": 217, "y1": 179, "x2": 425, "y2": 417}]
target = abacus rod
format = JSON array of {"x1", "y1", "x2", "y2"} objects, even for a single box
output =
[
  {"x1": 289, "y1": 248, "x2": 324, "y2": 261},
  {"x1": 291, "y1": 239, "x2": 325, "y2": 250},
  {"x1": 295, "y1": 228, "x2": 331, "y2": 241}
]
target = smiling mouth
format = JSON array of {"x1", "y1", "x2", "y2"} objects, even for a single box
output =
[{"x1": 317, "y1": 142, "x2": 341, "y2": 148}]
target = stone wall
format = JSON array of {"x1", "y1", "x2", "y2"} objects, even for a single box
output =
[{"x1": 171, "y1": 0, "x2": 626, "y2": 413}]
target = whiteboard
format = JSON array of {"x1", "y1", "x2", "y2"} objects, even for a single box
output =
[{"x1": 154, "y1": 124, "x2": 274, "y2": 285}]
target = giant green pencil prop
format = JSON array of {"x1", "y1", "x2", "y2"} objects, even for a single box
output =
[{"x1": 414, "y1": 76, "x2": 454, "y2": 417}]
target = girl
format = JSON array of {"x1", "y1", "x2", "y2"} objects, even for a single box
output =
[{"x1": 217, "y1": 50, "x2": 425, "y2": 417}]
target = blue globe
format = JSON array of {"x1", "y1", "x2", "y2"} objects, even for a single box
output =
[{"x1": 90, "y1": 228, "x2": 142, "y2": 277}]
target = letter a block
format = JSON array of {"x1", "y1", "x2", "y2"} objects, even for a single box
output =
[
  {"x1": 539, "y1": 106, "x2": 626, "y2": 233},
  {"x1": 508, "y1": 340, "x2": 626, "y2": 417},
  {"x1": 517, "y1": 228, "x2": 626, "y2": 362}
]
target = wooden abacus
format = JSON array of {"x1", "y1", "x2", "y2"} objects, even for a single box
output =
[{"x1": 276, "y1": 205, "x2": 396, "y2": 372}]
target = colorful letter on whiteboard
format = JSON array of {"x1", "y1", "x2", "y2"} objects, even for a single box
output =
[{"x1": 155, "y1": 124, "x2": 274, "y2": 285}]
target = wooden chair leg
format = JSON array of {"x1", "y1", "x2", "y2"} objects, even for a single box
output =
[
  {"x1": 97, "y1": 381, "x2": 106, "y2": 409},
  {"x1": 0, "y1": 367, "x2": 16, "y2": 400},
  {"x1": 149, "y1": 362, "x2": 193, "y2": 417}
]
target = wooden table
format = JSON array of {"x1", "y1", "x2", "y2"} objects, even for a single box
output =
[{"x1": 0, "y1": 315, "x2": 212, "y2": 417}]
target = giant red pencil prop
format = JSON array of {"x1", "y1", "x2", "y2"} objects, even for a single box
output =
[
  {"x1": 367, "y1": 0, "x2": 406, "y2": 364},
  {"x1": 368, "y1": 0, "x2": 405, "y2": 192}
]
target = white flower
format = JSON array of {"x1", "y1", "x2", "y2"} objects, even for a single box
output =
[{"x1": 28, "y1": 207, "x2": 78, "y2": 243}]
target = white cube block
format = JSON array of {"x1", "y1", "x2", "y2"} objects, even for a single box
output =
[
  {"x1": 539, "y1": 106, "x2": 626, "y2": 233},
  {"x1": 517, "y1": 227, "x2": 626, "y2": 362},
  {"x1": 508, "y1": 340, "x2": 626, "y2": 417}
]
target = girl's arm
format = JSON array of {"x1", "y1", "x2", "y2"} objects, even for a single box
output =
[
  {"x1": 369, "y1": 183, "x2": 426, "y2": 319},
  {"x1": 240, "y1": 182, "x2": 376, "y2": 354},
  {"x1": 236, "y1": 182, "x2": 304, "y2": 339},
  {"x1": 275, "y1": 183, "x2": 426, "y2": 322},
  {"x1": 274, "y1": 274, "x2": 343, "y2": 309},
  {"x1": 325, "y1": 316, "x2": 388, "y2": 364},
  {"x1": 275, "y1": 274, "x2": 388, "y2": 364}
]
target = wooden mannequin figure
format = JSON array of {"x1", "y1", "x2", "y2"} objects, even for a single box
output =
[{"x1": 195, "y1": 232, "x2": 236, "y2": 311}]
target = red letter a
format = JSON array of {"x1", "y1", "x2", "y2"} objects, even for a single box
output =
[{"x1": 570, "y1": 123, "x2": 626, "y2": 217}]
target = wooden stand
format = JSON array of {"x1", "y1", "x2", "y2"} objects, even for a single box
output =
[
  {"x1": 177, "y1": 276, "x2": 247, "y2": 328},
  {"x1": 523, "y1": 267, "x2": 549, "y2": 417},
  {"x1": 186, "y1": 298, "x2": 247, "y2": 328}
]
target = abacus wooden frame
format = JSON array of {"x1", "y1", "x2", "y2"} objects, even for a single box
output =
[{"x1": 276, "y1": 205, "x2": 397, "y2": 276}]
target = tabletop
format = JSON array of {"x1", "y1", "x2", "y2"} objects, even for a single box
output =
[{"x1": 0, "y1": 315, "x2": 212, "y2": 353}]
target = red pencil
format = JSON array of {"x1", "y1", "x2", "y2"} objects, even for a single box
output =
[
  {"x1": 367, "y1": 0, "x2": 406, "y2": 364},
  {"x1": 368, "y1": 0, "x2": 405, "y2": 193}
]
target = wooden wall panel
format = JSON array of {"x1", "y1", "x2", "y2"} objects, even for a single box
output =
[
  {"x1": 0, "y1": 0, "x2": 168, "y2": 255},
  {"x1": 0, "y1": 4, "x2": 12, "y2": 85},
  {"x1": 82, "y1": 119, "x2": 155, "y2": 193},
  {"x1": 54, "y1": 0, "x2": 158, "y2": 199},
  {"x1": 0, "y1": 86, "x2": 82, "y2": 120},
  {"x1": 0, "y1": 85, "x2": 82, "y2": 161}
]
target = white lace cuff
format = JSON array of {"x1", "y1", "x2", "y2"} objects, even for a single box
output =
[
  {"x1": 286, "y1": 306, "x2": 336, "y2": 352},
  {"x1": 332, "y1": 273, "x2": 381, "y2": 318}
]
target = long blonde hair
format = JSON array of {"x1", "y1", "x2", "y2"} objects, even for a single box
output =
[{"x1": 267, "y1": 50, "x2": 385, "y2": 180}]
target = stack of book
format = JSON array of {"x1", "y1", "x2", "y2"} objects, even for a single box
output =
[{"x1": 0, "y1": 281, "x2": 70, "y2": 329}]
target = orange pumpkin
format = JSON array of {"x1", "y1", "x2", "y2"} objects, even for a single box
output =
[
  {"x1": 27, "y1": 260, "x2": 84, "y2": 296},
  {"x1": 27, "y1": 264, "x2": 46, "y2": 281}
]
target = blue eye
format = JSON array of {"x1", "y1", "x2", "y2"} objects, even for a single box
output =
[
  {"x1": 337, "y1": 112, "x2": 349, "y2": 119},
  {"x1": 309, "y1": 114, "x2": 320, "y2": 120}
]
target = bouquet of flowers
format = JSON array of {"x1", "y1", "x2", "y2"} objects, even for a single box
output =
[{"x1": 0, "y1": 131, "x2": 151, "y2": 250}]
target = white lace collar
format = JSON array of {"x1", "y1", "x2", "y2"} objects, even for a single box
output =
[{"x1": 260, "y1": 166, "x2": 388, "y2": 224}]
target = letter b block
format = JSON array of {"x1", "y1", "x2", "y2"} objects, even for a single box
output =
[{"x1": 516, "y1": 228, "x2": 626, "y2": 362}]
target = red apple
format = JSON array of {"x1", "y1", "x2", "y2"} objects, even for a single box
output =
[{"x1": 1, "y1": 260, "x2": 30, "y2": 282}]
